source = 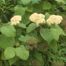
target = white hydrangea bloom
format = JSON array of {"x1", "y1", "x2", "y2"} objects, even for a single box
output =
[
  {"x1": 54, "y1": 15, "x2": 63, "y2": 24},
  {"x1": 47, "y1": 15, "x2": 63, "y2": 25},
  {"x1": 10, "y1": 15, "x2": 22, "y2": 25},
  {"x1": 29, "y1": 13, "x2": 45, "y2": 25}
]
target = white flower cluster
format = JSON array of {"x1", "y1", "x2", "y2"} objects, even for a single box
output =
[
  {"x1": 47, "y1": 15, "x2": 63, "y2": 25},
  {"x1": 10, "y1": 15, "x2": 22, "y2": 25},
  {"x1": 29, "y1": 13, "x2": 63, "y2": 25},
  {"x1": 29, "y1": 13, "x2": 45, "y2": 25},
  {"x1": 10, "y1": 13, "x2": 63, "y2": 26}
]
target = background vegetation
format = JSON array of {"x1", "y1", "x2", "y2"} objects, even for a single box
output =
[{"x1": 0, "y1": 0, "x2": 66, "y2": 66}]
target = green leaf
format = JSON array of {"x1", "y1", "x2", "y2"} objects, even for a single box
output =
[
  {"x1": 26, "y1": 23, "x2": 38, "y2": 33},
  {"x1": 8, "y1": 57, "x2": 18, "y2": 66},
  {"x1": 15, "y1": 45, "x2": 29, "y2": 60},
  {"x1": 34, "y1": 52, "x2": 44, "y2": 62},
  {"x1": 50, "y1": 25, "x2": 65, "y2": 41},
  {"x1": 40, "y1": 26, "x2": 65, "y2": 43},
  {"x1": 45, "y1": 13, "x2": 50, "y2": 20},
  {"x1": 18, "y1": 35, "x2": 31, "y2": 42},
  {"x1": 0, "y1": 25, "x2": 16, "y2": 37},
  {"x1": 21, "y1": 0, "x2": 31, "y2": 5},
  {"x1": 4, "y1": 47, "x2": 15, "y2": 60},
  {"x1": 40, "y1": 28, "x2": 53, "y2": 43},
  {"x1": 43, "y1": 1, "x2": 52, "y2": 10},
  {"x1": 18, "y1": 35, "x2": 26, "y2": 42},
  {"x1": 19, "y1": 35, "x2": 38, "y2": 44},
  {"x1": 18, "y1": 35, "x2": 32, "y2": 42},
  {"x1": 18, "y1": 23, "x2": 26, "y2": 29},
  {"x1": 22, "y1": 14, "x2": 30, "y2": 25},
  {"x1": 0, "y1": 35, "x2": 15, "y2": 49},
  {"x1": 49, "y1": 41, "x2": 58, "y2": 53},
  {"x1": 33, "y1": 52, "x2": 44, "y2": 66},
  {"x1": 14, "y1": 5, "x2": 27, "y2": 16}
]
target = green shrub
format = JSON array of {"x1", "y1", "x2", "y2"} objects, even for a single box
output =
[{"x1": 0, "y1": 0, "x2": 66, "y2": 66}]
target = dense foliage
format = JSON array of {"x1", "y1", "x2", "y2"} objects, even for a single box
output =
[{"x1": 0, "y1": 0, "x2": 66, "y2": 66}]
